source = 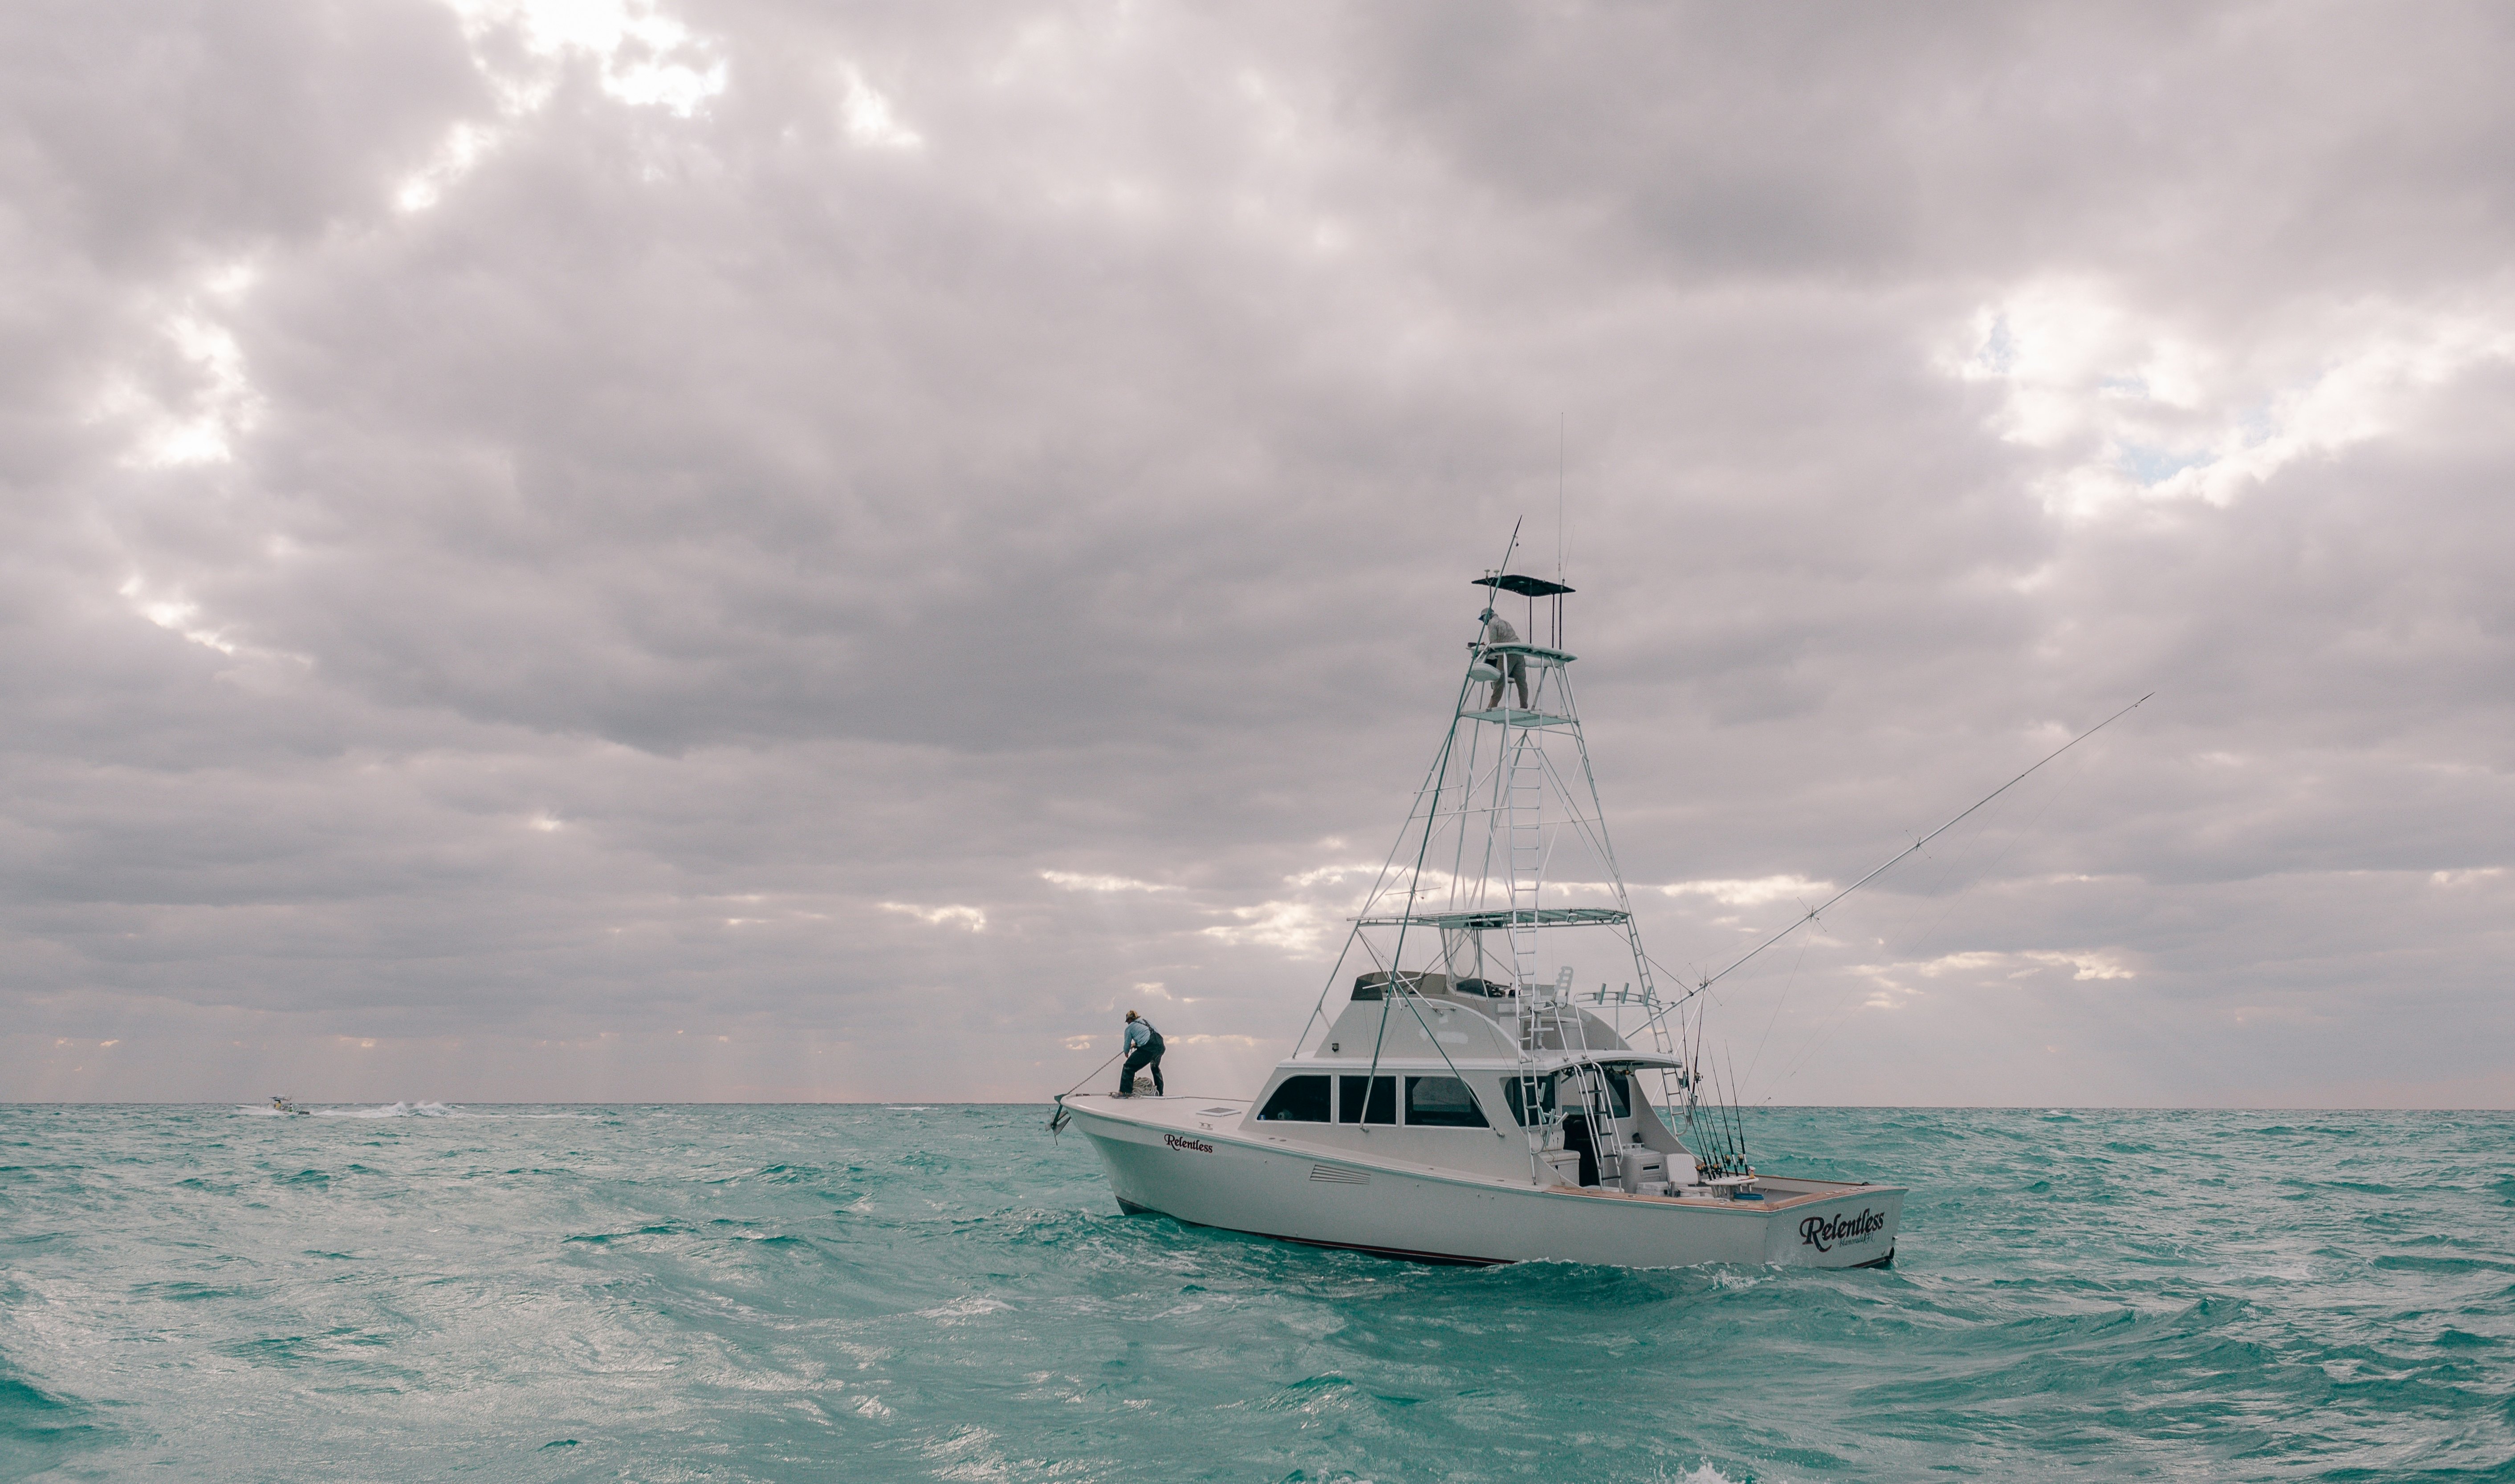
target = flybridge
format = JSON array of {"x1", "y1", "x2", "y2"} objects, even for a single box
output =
[
  {"x1": 1478, "y1": 641, "x2": 1577, "y2": 664},
  {"x1": 1355, "y1": 908, "x2": 1632, "y2": 930}
]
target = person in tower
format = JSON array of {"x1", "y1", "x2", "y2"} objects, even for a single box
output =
[
  {"x1": 1478, "y1": 607, "x2": 1530, "y2": 710},
  {"x1": 1117, "y1": 1010, "x2": 1165, "y2": 1098}
]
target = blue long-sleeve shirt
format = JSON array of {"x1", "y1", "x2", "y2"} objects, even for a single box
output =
[{"x1": 1124, "y1": 1019, "x2": 1157, "y2": 1052}]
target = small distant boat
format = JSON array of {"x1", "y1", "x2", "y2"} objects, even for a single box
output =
[
  {"x1": 1057, "y1": 560, "x2": 1905, "y2": 1269},
  {"x1": 268, "y1": 1095, "x2": 311, "y2": 1116}
]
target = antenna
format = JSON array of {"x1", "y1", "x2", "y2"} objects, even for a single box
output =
[{"x1": 1556, "y1": 413, "x2": 1566, "y2": 584}]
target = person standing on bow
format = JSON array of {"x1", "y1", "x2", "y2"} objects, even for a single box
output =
[
  {"x1": 1117, "y1": 1010, "x2": 1165, "y2": 1098},
  {"x1": 1478, "y1": 607, "x2": 1530, "y2": 711}
]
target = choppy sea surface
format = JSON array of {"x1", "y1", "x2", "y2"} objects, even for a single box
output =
[{"x1": 3, "y1": 1105, "x2": 2510, "y2": 1482}]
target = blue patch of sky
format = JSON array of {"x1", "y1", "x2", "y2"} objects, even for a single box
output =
[
  {"x1": 1978, "y1": 315, "x2": 2018, "y2": 375},
  {"x1": 2232, "y1": 402, "x2": 2277, "y2": 445},
  {"x1": 2117, "y1": 443, "x2": 2207, "y2": 486}
]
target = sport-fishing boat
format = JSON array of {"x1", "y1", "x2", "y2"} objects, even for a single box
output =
[{"x1": 1055, "y1": 564, "x2": 1903, "y2": 1269}]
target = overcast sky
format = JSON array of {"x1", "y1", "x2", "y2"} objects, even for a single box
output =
[{"x1": 4, "y1": 0, "x2": 2510, "y2": 1106}]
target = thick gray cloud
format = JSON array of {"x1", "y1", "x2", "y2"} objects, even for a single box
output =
[{"x1": 3, "y1": 0, "x2": 2509, "y2": 1105}]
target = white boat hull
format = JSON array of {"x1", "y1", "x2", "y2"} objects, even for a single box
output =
[{"x1": 1065, "y1": 1096, "x2": 1901, "y2": 1270}]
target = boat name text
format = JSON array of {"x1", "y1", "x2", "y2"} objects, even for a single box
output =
[
  {"x1": 1798, "y1": 1208, "x2": 1887, "y2": 1252},
  {"x1": 1164, "y1": 1134, "x2": 1216, "y2": 1154}
]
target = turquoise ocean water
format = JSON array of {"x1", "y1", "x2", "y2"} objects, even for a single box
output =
[{"x1": 3, "y1": 1104, "x2": 2510, "y2": 1481}]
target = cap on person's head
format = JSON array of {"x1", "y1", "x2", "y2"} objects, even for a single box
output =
[
  {"x1": 1479, "y1": 607, "x2": 1495, "y2": 622},
  {"x1": 1124, "y1": 1010, "x2": 1138, "y2": 1021}
]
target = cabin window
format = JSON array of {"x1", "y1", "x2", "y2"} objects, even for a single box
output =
[
  {"x1": 1337, "y1": 1075, "x2": 1396, "y2": 1125},
  {"x1": 1501, "y1": 1075, "x2": 1555, "y2": 1128},
  {"x1": 1255, "y1": 1076, "x2": 1331, "y2": 1122},
  {"x1": 1404, "y1": 1076, "x2": 1489, "y2": 1128}
]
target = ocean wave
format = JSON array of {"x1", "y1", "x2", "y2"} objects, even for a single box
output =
[
  {"x1": 0, "y1": 1355, "x2": 118, "y2": 1477},
  {"x1": 320, "y1": 1101, "x2": 457, "y2": 1118},
  {"x1": 4, "y1": 1103, "x2": 2508, "y2": 1480}
]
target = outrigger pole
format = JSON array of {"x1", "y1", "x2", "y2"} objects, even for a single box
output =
[{"x1": 1647, "y1": 692, "x2": 2154, "y2": 1025}]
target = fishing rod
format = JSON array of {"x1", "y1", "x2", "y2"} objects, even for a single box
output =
[{"x1": 1649, "y1": 692, "x2": 2153, "y2": 1025}]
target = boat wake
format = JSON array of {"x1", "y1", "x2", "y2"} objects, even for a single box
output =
[{"x1": 236, "y1": 1101, "x2": 459, "y2": 1118}]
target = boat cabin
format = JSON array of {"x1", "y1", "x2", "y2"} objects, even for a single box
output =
[{"x1": 1235, "y1": 972, "x2": 1705, "y2": 1193}]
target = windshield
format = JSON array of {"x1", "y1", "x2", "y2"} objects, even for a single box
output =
[
  {"x1": 1502, "y1": 1067, "x2": 1638, "y2": 1126},
  {"x1": 1559, "y1": 1067, "x2": 1632, "y2": 1120}
]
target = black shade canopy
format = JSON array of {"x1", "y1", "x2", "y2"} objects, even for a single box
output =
[{"x1": 1474, "y1": 573, "x2": 1575, "y2": 598}]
